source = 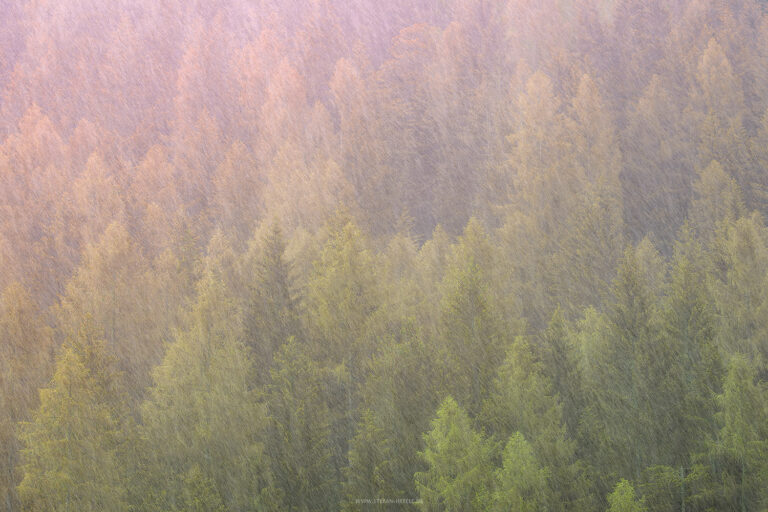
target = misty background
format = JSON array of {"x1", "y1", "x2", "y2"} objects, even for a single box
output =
[{"x1": 1, "y1": 0, "x2": 768, "y2": 510}]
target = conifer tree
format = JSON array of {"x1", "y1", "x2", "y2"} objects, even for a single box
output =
[
  {"x1": 304, "y1": 215, "x2": 380, "y2": 466},
  {"x1": 343, "y1": 410, "x2": 391, "y2": 511},
  {"x1": 438, "y1": 259, "x2": 503, "y2": 417},
  {"x1": 305, "y1": 216, "x2": 379, "y2": 366},
  {"x1": 438, "y1": 219, "x2": 508, "y2": 417},
  {"x1": 267, "y1": 338, "x2": 340, "y2": 511},
  {"x1": 554, "y1": 180, "x2": 625, "y2": 314},
  {"x1": 139, "y1": 272, "x2": 275, "y2": 511},
  {"x1": 415, "y1": 224, "x2": 454, "y2": 338},
  {"x1": 482, "y1": 336, "x2": 591, "y2": 510},
  {"x1": 579, "y1": 246, "x2": 667, "y2": 482},
  {"x1": 622, "y1": 74, "x2": 694, "y2": 249},
  {"x1": 414, "y1": 397, "x2": 495, "y2": 512},
  {"x1": 536, "y1": 309, "x2": 583, "y2": 442},
  {"x1": 57, "y1": 221, "x2": 163, "y2": 395},
  {"x1": 18, "y1": 317, "x2": 131, "y2": 512},
  {"x1": 0, "y1": 283, "x2": 54, "y2": 512},
  {"x1": 688, "y1": 160, "x2": 746, "y2": 242},
  {"x1": 712, "y1": 355, "x2": 768, "y2": 510},
  {"x1": 660, "y1": 227, "x2": 723, "y2": 464},
  {"x1": 711, "y1": 214, "x2": 768, "y2": 363},
  {"x1": 343, "y1": 335, "x2": 440, "y2": 510},
  {"x1": 693, "y1": 38, "x2": 756, "y2": 209},
  {"x1": 606, "y1": 480, "x2": 646, "y2": 512},
  {"x1": 492, "y1": 433, "x2": 550, "y2": 512},
  {"x1": 243, "y1": 220, "x2": 301, "y2": 383}
]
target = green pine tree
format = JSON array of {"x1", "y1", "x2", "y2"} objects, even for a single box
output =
[
  {"x1": 414, "y1": 397, "x2": 495, "y2": 512},
  {"x1": 139, "y1": 272, "x2": 275, "y2": 512},
  {"x1": 437, "y1": 220, "x2": 509, "y2": 417},
  {"x1": 712, "y1": 355, "x2": 768, "y2": 511},
  {"x1": 343, "y1": 335, "x2": 440, "y2": 510},
  {"x1": 606, "y1": 479, "x2": 646, "y2": 512},
  {"x1": 18, "y1": 317, "x2": 131, "y2": 512},
  {"x1": 482, "y1": 336, "x2": 591, "y2": 510},
  {"x1": 0, "y1": 283, "x2": 54, "y2": 512},
  {"x1": 267, "y1": 338, "x2": 340, "y2": 511},
  {"x1": 243, "y1": 219, "x2": 301, "y2": 383},
  {"x1": 579, "y1": 245, "x2": 669, "y2": 484},
  {"x1": 492, "y1": 432, "x2": 550, "y2": 512},
  {"x1": 711, "y1": 214, "x2": 768, "y2": 363},
  {"x1": 536, "y1": 309, "x2": 583, "y2": 440},
  {"x1": 659, "y1": 226, "x2": 723, "y2": 465}
]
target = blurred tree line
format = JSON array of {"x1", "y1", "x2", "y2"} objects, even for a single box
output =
[{"x1": 2, "y1": 0, "x2": 768, "y2": 509}]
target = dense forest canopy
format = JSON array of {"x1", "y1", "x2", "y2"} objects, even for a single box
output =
[{"x1": 2, "y1": 0, "x2": 768, "y2": 510}]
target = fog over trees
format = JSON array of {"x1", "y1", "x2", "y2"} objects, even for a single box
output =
[{"x1": 2, "y1": 0, "x2": 768, "y2": 510}]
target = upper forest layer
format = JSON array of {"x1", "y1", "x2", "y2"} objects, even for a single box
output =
[{"x1": 2, "y1": 0, "x2": 768, "y2": 302}]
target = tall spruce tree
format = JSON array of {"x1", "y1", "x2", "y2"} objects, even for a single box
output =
[
  {"x1": 438, "y1": 220, "x2": 508, "y2": 417},
  {"x1": 579, "y1": 246, "x2": 666, "y2": 483},
  {"x1": 492, "y1": 433, "x2": 550, "y2": 512},
  {"x1": 481, "y1": 336, "x2": 591, "y2": 511},
  {"x1": 343, "y1": 334, "x2": 440, "y2": 510},
  {"x1": 0, "y1": 283, "x2": 54, "y2": 512},
  {"x1": 660, "y1": 227, "x2": 723, "y2": 465},
  {"x1": 139, "y1": 272, "x2": 275, "y2": 512},
  {"x1": 18, "y1": 317, "x2": 131, "y2": 512},
  {"x1": 243, "y1": 220, "x2": 301, "y2": 383},
  {"x1": 712, "y1": 355, "x2": 768, "y2": 511},
  {"x1": 266, "y1": 337, "x2": 340, "y2": 511},
  {"x1": 606, "y1": 479, "x2": 646, "y2": 512},
  {"x1": 414, "y1": 397, "x2": 495, "y2": 512}
]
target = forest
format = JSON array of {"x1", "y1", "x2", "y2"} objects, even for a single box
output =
[{"x1": 2, "y1": 0, "x2": 768, "y2": 510}]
